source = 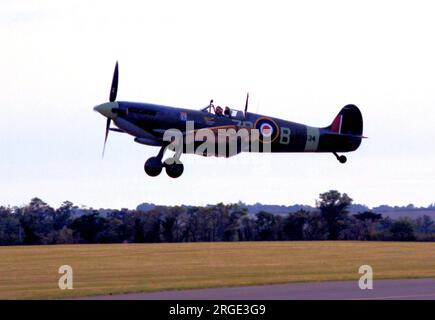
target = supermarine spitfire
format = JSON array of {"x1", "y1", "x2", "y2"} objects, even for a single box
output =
[{"x1": 94, "y1": 62, "x2": 365, "y2": 178}]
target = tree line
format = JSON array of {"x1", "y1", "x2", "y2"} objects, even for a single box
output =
[{"x1": 0, "y1": 190, "x2": 434, "y2": 246}]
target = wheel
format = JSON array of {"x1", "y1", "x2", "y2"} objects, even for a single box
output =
[
  {"x1": 165, "y1": 158, "x2": 184, "y2": 178},
  {"x1": 166, "y1": 163, "x2": 184, "y2": 178},
  {"x1": 338, "y1": 155, "x2": 347, "y2": 164},
  {"x1": 144, "y1": 157, "x2": 163, "y2": 177}
]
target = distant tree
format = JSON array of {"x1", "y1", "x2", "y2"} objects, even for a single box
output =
[
  {"x1": 53, "y1": 201, "x2": 76, "y2": 231},
  {"x1": 346, "y1": 211, "x2": 383, "y2": 240},
  {"x1": 255, "y1": 211, "x2": 278, "y2": 241},
  {"x1": 205, "y1": 204, "x2": 225, "y2": 242},
  {"x1": 338, "y1": 216, "x2": 379, "y2": 240},
  {"x1": 160, "y1": 206, "x2": 186, "y2": 242},
  {"x1": 185, "y1": 207, "x2": 201, "y2": 242},
  {"x1": 0, "y1": 206, "x2": 23, "y2": 245},
  {"x1": 97, "y1": 218, "x2": 125, "y2": 243},
  {"x1": 19, "y1": 198, "x2": 55, "y2": 244},
  {"x1": 223, "y1": 205, "x2": 247, "y2": 242},
  {"x1": 390, "y1": 218, "x2": 415, "y2": 241},
  {"x1": 132, "y1": 217, "x2": 146, "y2": 243},
  {"x1": 141, "y1": 210, "x2": 162, "y2": 242},
  {"x1": 316, "y1": 190, "x2": 353, "y2": 240},
  {"x1": 373, "y1": 216, "x2": 394, "y2": 240},
  {"x1": 69, "y1": 211, "x2": 106, "y2": 243},
  {"x1": 379, "y1": 216, "x2": 393, "y2": 229},
  {"x1": 283, "y1": 210, "x2": 309, "y2": 240},
  {"x1": 183, "y1": 205, "x2": 229, "y2": 242},
  {"x1": 415, "y1": 215, "x2": 434, "y2": 235},
  {"x1": 239, "y1": 215, "x2": 256, "y2": 241},
  {"x1": 337, "y1": 216, "x2": 360, "y2": 240},
  {"x1": 274, "y1": 215, "x2": 286, "y2": 240},
  {"x1": 46, "y1": 227, "x2": 74, "y2": 244},
  {"x1": 161, "y1": 211, "x2": 177, "y2": 242},
  {"x1": 117, "y1": 208, "x2": 136, "y2": 242},
  {"x1": 302, "y1": 212, "x2": 329, "y2": 240},
  {"x1": 354, "y1": 211, "x2": 382, "y2": 222},
  {"x1": 5, "y1": 196, "x2": 435, "y2": 246}
]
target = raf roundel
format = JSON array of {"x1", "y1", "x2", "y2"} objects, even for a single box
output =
[{"x1": 254, "y1": 117, "x2": 280, "y2": 143}]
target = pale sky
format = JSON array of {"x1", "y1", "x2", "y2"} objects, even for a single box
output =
[{"x1": 1, "y1": 0, "x2": 434, "y2": 209}]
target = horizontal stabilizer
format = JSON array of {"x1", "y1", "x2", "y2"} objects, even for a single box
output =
[{"x1": 323, "y1": 132, "x2": 368, "y2": 139}]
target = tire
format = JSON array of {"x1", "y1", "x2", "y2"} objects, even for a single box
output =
[
  {"x1": 165, "y1": 161, "x2": 184, "y2": 178},
  {"x1": 144, "y1": 157, "x2": 163, "y2": 177},
  {"x1": 338, "y1": 155, "x2": 347, "y2": 164}
]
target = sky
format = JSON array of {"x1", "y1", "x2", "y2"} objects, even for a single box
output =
[{"x1": 1, "y1": 0, "x2": 434, "y2": 209}]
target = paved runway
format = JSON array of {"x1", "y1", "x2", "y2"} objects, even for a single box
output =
[{"x1": 83, "y1": 278, "x2": 435, "y2": 300}]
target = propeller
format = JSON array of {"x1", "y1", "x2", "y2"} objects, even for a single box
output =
[
  {"x1": 244, "y1": 92, "x2": 249, "y2": 118},
  {"x1": 102, "y1": 61, "x2": 119, "y2": 158},
  {"x1": 110, "y1": 61, "x2": 119, "y2": 102},
  {"x1": 102, "y1": 117, "x2": 111, "y2": 157}
]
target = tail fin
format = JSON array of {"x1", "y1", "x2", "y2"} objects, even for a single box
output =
[{"x1": 329, "y1": 104, "x2": 363, "y2": 136}]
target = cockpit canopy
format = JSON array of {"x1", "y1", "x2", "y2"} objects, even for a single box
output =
[{"x1": 200, "y1": 105, "x2": 244, "y2": 120}]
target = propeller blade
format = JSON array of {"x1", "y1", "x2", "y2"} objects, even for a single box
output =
[
  {"x1": 102, "y1": 118, "x2": 111, "y2": 158},
  {"x1": 109, "y1": 61, "x2": 119, "y2": 102},
  {"x1": 244, "y1": 92, "x2": 249, "y2": 116}
]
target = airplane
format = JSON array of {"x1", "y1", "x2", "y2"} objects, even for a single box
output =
[{"x1": 94, "y1": 62, "x2": 365, "y2": 178}]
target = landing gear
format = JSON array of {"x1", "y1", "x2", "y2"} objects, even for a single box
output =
[
  {"x1": 333, "y1": 152, "x2": 347, "y2": 164},
  {"x1": 144, "y1": 157, "x2": 163, "y2": 177},
  {"x1": 144, "y1": 145, "x2": 184, "y2": 178},
  {"x1": 164, "y1": 158, "x2": 184, "y2": 178}
]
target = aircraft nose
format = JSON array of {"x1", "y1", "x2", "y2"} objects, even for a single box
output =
[{"x1": 93, "y1": 102, "x2": 118, "y2": 119}]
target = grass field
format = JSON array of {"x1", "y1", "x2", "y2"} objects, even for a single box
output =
[{"x1": 1, "y1": 241, "x2": 435, "y2": 299}]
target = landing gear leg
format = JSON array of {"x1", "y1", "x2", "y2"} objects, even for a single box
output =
[
  {"x1": 333, "y1": 152, "x2": 347, "y2": 164},
  {"x1": 144, "y1": 144, "x2": 167, "y2": 177}
]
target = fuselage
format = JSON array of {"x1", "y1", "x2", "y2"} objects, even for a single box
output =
[{"x1": 101, "y1": 101, "x2": 362, "y2": 155}]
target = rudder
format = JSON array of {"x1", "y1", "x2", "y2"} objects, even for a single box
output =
[{"x1": 329, "y1": 104, "x2": 363, "y2": 136}]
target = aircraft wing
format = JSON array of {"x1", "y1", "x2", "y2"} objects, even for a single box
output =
[{"x1": 151, "y1": 125, "x2": 257, "y2": 145}]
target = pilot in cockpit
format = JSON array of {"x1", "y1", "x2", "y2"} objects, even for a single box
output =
[
  {"x1": 201, "y1": 100, "x2": 229, "y2": 117},
  {"x1": 224, "y1": 106, "x2": 231, "y2": 117},
  {"x1": 215, "y1": 106, "x2": 223, "y2": 116}
]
